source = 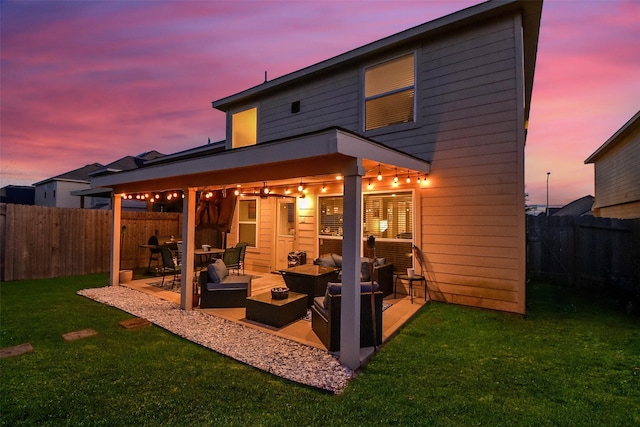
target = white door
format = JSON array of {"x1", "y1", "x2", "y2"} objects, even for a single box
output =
[{"x1": 275, "y1": 199, "x2": 296, "y2": 271}]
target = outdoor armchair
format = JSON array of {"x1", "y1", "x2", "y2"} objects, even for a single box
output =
[{"x1": 311, "y1": 282, "x2": 383, "y2": 351}]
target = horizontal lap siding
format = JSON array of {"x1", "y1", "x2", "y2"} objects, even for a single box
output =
[
  {"x1": 244, "y1": 15, "x2": 525, "y2": 312},
  {"x1": 412, "y1": 17, "x2": 523, "y2": 313},
  {"x1": 259, "y1": 71, "x2": 359, "y2": 141},
  {"x1": 593, "y1": 126, "x2": 640, "y2": 216}
]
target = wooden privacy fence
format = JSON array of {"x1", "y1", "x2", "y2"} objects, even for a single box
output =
[
  {"x1": 526, "y1": 215, "x2": 640, "y2": 293},
  {"x1": 0, "y1": 204, "x2": 182, "y2": 281}
]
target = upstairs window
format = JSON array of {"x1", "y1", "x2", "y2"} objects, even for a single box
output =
[
  {"x1": 231, "y1": 107, "x2": 257, "y2": 148},
  {"x1": 364, "y1": 53, "x2": 415, "y2": 131}
]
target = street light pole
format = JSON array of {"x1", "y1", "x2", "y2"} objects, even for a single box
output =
[{"x1": 546, "y1": 172, "x2": 551, "y2": 216}]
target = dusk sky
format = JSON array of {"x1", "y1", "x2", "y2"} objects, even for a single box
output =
[{"x1": 1, "y1": 0, "x2": 638, "y2": 208}]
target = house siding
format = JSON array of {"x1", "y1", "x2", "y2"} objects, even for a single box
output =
[
  {"x1": 258, "y1": 71, "x2": 360, "y2": 141},
  {"x1": 592, "y1": 125, "x2": 640, "y2": 219},
  {"x1": 227, "y1": 14, "x2": 528, "y2": 313},
  {"x1": 384, "y1": 16, "x2": 524, "y2": 313}
]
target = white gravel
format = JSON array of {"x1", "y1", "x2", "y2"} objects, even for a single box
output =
[{"x1": 77, "y1": 286, "x2": 354, "y2": 393}]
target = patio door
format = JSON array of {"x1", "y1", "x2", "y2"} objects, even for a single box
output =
[{"x1": 274, "y1": 199, "x2": 296, "y2": 271}]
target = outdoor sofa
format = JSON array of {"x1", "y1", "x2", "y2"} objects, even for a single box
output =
[
  {"x1": 311, "y1": 282, "x2": 383, "y2": 351},
  {"x1": 314, "y1": 253, "x2": 394, "y2": 297},
  {"x1": 199, "y1": 259, "x2": 252, "y2": 308}
]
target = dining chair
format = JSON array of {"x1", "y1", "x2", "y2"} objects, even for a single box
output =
[
  {"x1": 222, "y1": 246, "x2": 243, "y2": 275},
  {"x1": 159, "y1": 245, "x2": 181, "y2": 287},
  {"x1": 235, "y1": 242, "x2": 249, "y2": 274}
]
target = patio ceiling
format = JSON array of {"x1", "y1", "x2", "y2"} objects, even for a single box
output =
[{"x1": 91, "y1": 128, "x2": 431, "y2": 195}]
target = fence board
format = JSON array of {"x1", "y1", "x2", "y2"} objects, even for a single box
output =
[
  {"x1": 0, "y1": 204, "x2": 184, "y2": 281},
  {"x1": 526, "y1": 215, "x2": 640, "y2": 294}
]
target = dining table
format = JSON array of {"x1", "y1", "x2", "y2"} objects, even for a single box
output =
[{"x1": 194, "y1": 247, "x2": 225, "y2": 269}]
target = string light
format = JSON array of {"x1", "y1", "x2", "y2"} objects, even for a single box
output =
[
  {"x1": 394, "y1": 168, "x2": 399, "y2": 184},
  {"x1": 377, "y1": 164, "x2": 382, "y2": 181},
  {"x1": 321, "y1": 183, "x2": 327, "y2": 193},
  {"x1": 406, "y1": 169, "x2": 411, "y2": 184},
  {"x1": 298, "y1": 180, "x2": 304, "y2": 192},
  {"x1": 367, "y1": 179, "x2": 373, "y2": 190}
]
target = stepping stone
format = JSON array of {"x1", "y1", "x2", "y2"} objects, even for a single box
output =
[
  {"x1": 0, "y1": 343, "x2": 34, "y2": 358},
  {"x1": 62, "y1": 328, "x2": 98, "y2": 342},
  {"x1": 118, "y1": 318, "x2": 151, "y2": 329}
]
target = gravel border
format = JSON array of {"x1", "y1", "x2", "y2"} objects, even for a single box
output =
[{"x1": 78, "y1": 286, "x2": 354, "y2": 393}]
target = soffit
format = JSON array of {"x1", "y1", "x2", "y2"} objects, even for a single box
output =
[{"x1": 91, "y1": 128, "x2": 431, "y2": 194}]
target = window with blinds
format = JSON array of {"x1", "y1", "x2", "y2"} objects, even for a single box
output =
[
  {"x1": 364, "y1": 53, "x2": 415, "y2": 131},
  {"x1": 318, "y1": 192, "x2": 414, "y2": 271}
]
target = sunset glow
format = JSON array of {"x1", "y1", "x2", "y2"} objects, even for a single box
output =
[{"x1": 1, "y1": 1, "x2": 639, "y2": 209}]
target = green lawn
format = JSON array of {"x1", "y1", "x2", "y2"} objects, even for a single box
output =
[{"x1": 1, "y1": 275, "x2": 639, "y2": 426}]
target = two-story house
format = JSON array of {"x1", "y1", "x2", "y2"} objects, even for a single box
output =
[{"x1": 92, "y1": 0, "x2": 543, "y2": 368}]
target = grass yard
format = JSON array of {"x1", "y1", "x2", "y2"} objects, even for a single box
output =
[{"x1": 1, "y1": 275, "x2": 639, "y2": 426}]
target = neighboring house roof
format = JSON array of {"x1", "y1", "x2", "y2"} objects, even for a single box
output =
[
  {"x1": 212, "y1": 0, "x2": 542, "y2": 124},
  {"x1": 145, "y1": 140, "x2": 225, "y2": 166},
  {"x1": 89, "y1": 150, "x2": 166, "y2": 177},
  {"x1": 71, "y1": 151, "x2": 167, "y2": 198},
  {"x1": 553, "y1": 195, "x2": 594, "y2": 216},
  {"x1": 585, "y1": 110, "x2": 640, "y2": 164},
  {"x1": 33, "y1": 163, "x2": 104, "y2": 186}
]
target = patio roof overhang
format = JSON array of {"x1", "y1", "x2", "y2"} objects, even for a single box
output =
[{"x1": 90, "y1": 128, "x2": 431, "y2": 194}]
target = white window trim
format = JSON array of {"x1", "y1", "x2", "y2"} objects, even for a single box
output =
[
  {"x1": 361, "y1": 51, "x2": 418, "y2": 133},
  {"x1": 237, "y1": 197, "x2": 260, "y2": 249}
]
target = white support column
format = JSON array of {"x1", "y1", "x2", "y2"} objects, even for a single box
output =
[
  {"x1": 181, "y1": 187, "x2": 196, "y2": 310},
  {"x1": 110, "y1": 193, "x2": 122, "y2": 287},
  {"x1": 340, "y1": 161, "x2": 364, "y2": 369}
]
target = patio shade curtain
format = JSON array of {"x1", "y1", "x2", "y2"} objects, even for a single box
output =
[{"x1": 196, "y1": 190, "x2": 237, "y2": 232}]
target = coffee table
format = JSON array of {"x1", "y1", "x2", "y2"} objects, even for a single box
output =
[
  {"x1": 246, "y1": 291, "x2": 308, "y2": 328},
  {"x1": 279, "y1": 264, "x2": 340, "y2": 307}
]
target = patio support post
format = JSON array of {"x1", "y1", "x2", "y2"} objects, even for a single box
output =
[
  {"x1": 340, "y1": 162, "x2": 364, "y2": 369},
  {"x1": 180, "y1": 187, "x2": 196, "y2": 310},
  {"x1": 109, "y1": 193, "x2": 122, "y2": 287}
]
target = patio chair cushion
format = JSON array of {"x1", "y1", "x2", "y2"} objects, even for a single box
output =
[
  {"x1": 205, "y1": 281, "x2": 249, "y2": 292},
  {"x1": 315, "y1": 255, "x2": 335, "y2": 267},
  {"x1": 323, "y1": 282, "x2": 380, "y2": 308}
]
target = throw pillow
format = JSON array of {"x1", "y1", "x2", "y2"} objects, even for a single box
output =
[
  {"x1": 331, "y1": 253, "x2": 343, "y2": 268},
  {"x1": 316, "y1": 255, "x2": 335, "y2": 267},
  {"x1": 213, "y1": 258, "x2": 228, "y2": 281},
  {"x1": 323, "y1": 282, "x2": 342, "y2": 308},
  {"x1": 207, "y1": 263, "x2": 221, "y2": 283}
]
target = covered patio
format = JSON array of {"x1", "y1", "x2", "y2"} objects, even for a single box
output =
[
  {"x1": 91, "y1": 127, "x2": 431, "y2": 369},
  {"x1": 121, "y1": 268, "x2": 425, "y2": 353}
]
